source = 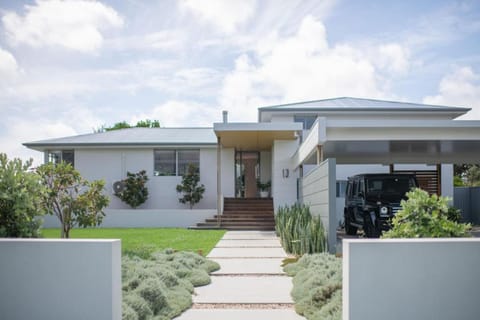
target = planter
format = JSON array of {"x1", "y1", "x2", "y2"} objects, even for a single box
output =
[{"x1": 260, "y1": 191, "x2": 269, "y2": 198}]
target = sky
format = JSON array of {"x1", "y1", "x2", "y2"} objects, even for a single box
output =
[{"x1": 1, "y1": 0, "x2": 480, "y2": 165}]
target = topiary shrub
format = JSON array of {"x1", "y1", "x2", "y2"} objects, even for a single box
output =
[
  {"x1": 275, "y1": 204, "x2": 327, "y2": 255},
  {"x1": 176, "y1": 164, "x2": 205, "y2": 209},
  {"x1": 284, "y1": 253, "x2": 342, "y2": 320},
  {"x1": 382, "y1": 188, "x2": 471, "y2": 238},
  {"x1": 115, "y1": 170, "x2": 149, "y2": 208}
]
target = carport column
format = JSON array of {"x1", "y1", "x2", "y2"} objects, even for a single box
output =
[
  {"x1": 316, "y1": 145, "x2": 324, "y2": 164},
  {"x1": 217, "y1": 137, "x2": 222, "y2": 226}
]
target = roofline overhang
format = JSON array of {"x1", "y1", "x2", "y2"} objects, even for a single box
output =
[{"x1": 23, "y1": 142, "x2": 217, "y2": 152}]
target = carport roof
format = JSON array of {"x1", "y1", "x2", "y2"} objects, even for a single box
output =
[{"x1": 294, "y1": 119, "x2": 480, "y2": 165}]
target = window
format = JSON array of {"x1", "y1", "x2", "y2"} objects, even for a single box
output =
[
  {"x1": 47, "y1": 150, "x2": 74, "y2": 166},
  {"x1": 154, "y1": 149, "x2": 199, "y2": 176},
  {"x1": 294, "y1": 115, "x2": 317, "y2": 130},
  {"x1": 336, "y1": 180, "x2": 348, "y2": 198}
]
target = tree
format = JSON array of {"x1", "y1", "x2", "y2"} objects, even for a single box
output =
[
  {"x1": 176, "y1": 164, "x2": 205, "y2": 209},
  {"x1": 115, "y1": 170, "x2": 149, "y2": 208},
  {"x1": 37, "y1": 162, "x2": 109, "y2": 238},
  {"x1": 454, "y1": 164, "x2": 480, "y2": 187},
  {"x1": 0, "y1": 153, "x2": 45, "y2": 237},
  {"x1": 96, "y1": 119, "x2": 161, "y2": 132}
]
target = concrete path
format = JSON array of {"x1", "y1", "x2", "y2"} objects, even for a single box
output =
[{"x1": 176, "y1": 231, "x2": 305, "y2": 320}]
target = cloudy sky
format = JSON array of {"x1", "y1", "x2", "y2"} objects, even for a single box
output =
[{"x1": 1, "y1": 0, "x2": 480, "y2": 165}]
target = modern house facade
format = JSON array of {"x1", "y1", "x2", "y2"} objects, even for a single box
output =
[{"x1": 25, "y1": 97, "x2": 480, "y2": 249}]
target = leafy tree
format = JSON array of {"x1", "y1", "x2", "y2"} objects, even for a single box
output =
[
  {"x1": 37, "y1": 162, "x2": 109, "y2": 238},
  {"x1": 454, "y1": 164, "x2": 480, "y2": 187},
  {"x1": 382, "y1": 188, "x2": 471, "y2": 238},
  {"x1": 97, "y1": 119, "x2": 161, "y2": 132},
  {"x1": 0, "y1": 153, "x2": 45, "y2": 237},
  {"x1": 115, "y1": 170, "x2": 149, "y2": 208},
  {"x1": 176, "y1": 164, "x2": 205, "y2": 209},
  {"x1": 135, "y1": 119, "x2": 160, "y2": 128}
]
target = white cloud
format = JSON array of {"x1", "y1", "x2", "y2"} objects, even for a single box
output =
[
  {"x1": 423, "y1": 66, "x2": 480, "y2": 120},
  {"x1": 0, "y1": 47, "x2": 19, "y2": 82},
  {"x1": 108, "y1": 30, "x2": 186, "y2": 51},
  {"x1": 219, "y1": 15, "x2": 388, "y2": 121},
  {"x1": 2, "y1": 0, "x2": 123, "y2": 53},
  {"x1": 180, "y1": 0, "x2": 256, "y2": 34},
  {"x1": 376, "y1": 43, "x2": 410, "y2": 74}
]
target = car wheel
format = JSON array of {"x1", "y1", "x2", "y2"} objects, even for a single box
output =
[
  {"x1": 363, "y1": 213, "x2": 379, "y2": 238},
  {"x1": 344, "y1": 211, "x2": 357, "y2": 235}
]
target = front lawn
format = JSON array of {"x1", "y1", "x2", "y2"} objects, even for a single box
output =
[{"x1": 41, "y1": 228, "x2": 225, "y2": 257}]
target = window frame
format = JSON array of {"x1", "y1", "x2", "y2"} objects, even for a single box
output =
[
  {"x1": 153, "y1": 149, "x2": 200, "y2": 177},
  {"x1": 46, "y1": 149, "x2": 75, "y2": 167}
]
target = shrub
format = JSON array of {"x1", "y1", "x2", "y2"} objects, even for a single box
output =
[
  {"x1": 275, "y1": 204, "x2": 327, "y2": 255},
  {"x1": 382, "y1": 188, "x2": 471, "y2": 238},
  {"x1": 0, "y1": 154, "x2": 45, "y2": 237},
  {"x1": 284, "y1": 253, "x2": 342, "y2": 320},
  {"x1": 115, "y1": 170, "x2": 149, "y2": 208},
  {"x1": 122, "y1": 249, "x2": 220, "y2": 320},
  {"x1": 176, "y1": 164, "x2": 205, "y2": 209}
]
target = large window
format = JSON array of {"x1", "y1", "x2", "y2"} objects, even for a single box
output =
[
  {"x1": 154, "y1": 149, "x2": 200, "y2": 176},
  {"x1": 47, "y1": 150, "x2": 74, "y2": 166}
]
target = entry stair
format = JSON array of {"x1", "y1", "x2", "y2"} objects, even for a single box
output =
[{"x1": 193, "y1": 198, "x2": 275, "y2": 231}]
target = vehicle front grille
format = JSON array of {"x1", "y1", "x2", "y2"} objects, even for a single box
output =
[{"x1": 392, "y1": 206, "x2": 402, "y2": 215}]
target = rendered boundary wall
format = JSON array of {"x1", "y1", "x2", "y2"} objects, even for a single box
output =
[
  {"x1": 300, "y1": 158, "x2": 336, "y2": 253},
  {"x1": 42, "y1": 209, "x2": 216, "y2": 228},
  {"x1": 454, "y1": 186, "x2": 480, "y2": 224},
  {"x1": 0, "y1": 239, "x2": 121, "y2": 320},
  {"x1": 343, "y1": 239, "x2": 480, "y2": 320}
]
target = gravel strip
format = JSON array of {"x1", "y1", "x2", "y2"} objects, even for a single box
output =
[{"x1": 191, "y1": 303, "x2": 295, "y2": 309}]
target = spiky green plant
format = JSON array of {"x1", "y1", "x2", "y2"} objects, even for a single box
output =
[{"x1": 275, "y1": 204, "x2": 327, "y2": 255}]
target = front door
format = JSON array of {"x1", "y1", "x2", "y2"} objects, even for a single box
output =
[{"x1": 235, "y1": 151, "x2": 260, "y2": 198}]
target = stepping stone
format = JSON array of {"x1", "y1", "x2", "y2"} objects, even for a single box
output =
[
  {"x1": 208, "y1": 247, "x2": 287, "y2": 258},
  {"x1": 193, "y1": 276, "x2": 294, "y2": 304},
  {"x1": 211, "y1": 258, "x2": 285, "y2": 275},
  {"x1": 177, "y1": 308, "x2": 305, "y2": 320},
  {"x1": 215, "y1": 239, "x2": 282, "y2": 248},
  {"x1": 222, "y1": 231, "x2": 278, "y2": 240}
]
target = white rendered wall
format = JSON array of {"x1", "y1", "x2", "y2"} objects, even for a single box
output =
[
  {"x1": 300, "y1": 158, "x2": 337, "y2": 253},
  {"x1": 343, "y1": 239, "x2": 480, "y2": 320},
  {"x1": 272, "y1": 140, "x2": 298, "y2": 210},
  {"x1": 441, "y1": 164, "x2": 454, "y2": 199},
  {"x1": 221, "y1": 148, "x2": 235, "y2": 198},
  {"x1": 75, "y1": 148, "x2": 217, "y2": 210},
  {"x1": 41, "y1": 209, "x2": 216, "y2": 228},
  {"x1": 0, "y1": 239, "x2": 121, "y2": 320}
]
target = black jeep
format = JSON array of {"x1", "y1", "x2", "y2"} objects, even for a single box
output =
[{"x1": 344, "y1": 174, "x2": 418, "y2": 238}]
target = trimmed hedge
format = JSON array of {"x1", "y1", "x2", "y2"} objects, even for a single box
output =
[
  {"x1": 122, "y1": 249, "x2": 220, "y2": 320},
  {"x1": 284, "y1": 253, "x2": 342, "y2": 320}
]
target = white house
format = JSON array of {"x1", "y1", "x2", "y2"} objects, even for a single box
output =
[{"x1": 25, "y1": 97, "x2": 480, "y2": 249}]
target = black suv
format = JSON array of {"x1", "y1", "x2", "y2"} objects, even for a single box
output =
[{"x1": 344, "y1": 174, "x2": 418, "y2": 237}]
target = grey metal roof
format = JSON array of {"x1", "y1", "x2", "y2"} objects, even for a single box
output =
[
  {"x1": 24, "y1": 127, "x2": 217, "y2": 148},
  {"x1": 259, "y1": 97, "x2": 471, "y2": 112}
]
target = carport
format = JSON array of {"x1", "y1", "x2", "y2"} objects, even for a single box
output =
[{"x1": 293, "y1": 117, "x2": 480, "y2": 252}]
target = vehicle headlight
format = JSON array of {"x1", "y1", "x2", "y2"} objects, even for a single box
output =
[{"x1": 380, "y1": 206, "x2": 388, "y2": 215}]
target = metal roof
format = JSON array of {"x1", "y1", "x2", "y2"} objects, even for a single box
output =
[
  {"x1": 259, "y1": 97, "x2": 471, "y2": 112},
  {"x1": 24, "y1": 127, "x2": 217, "y2": 149}
]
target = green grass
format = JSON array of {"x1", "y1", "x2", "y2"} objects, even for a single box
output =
[{"x1": 41, "y1": 228, "x2": 225, "y2": 257}]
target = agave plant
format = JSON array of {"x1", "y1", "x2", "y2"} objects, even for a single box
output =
[{"x1": 275, "y1": 204, "x2": 327, "y2": 255}]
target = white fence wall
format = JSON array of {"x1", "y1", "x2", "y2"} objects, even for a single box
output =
[
  {"x1": 0, "y1": 239, "x2": 121, "y2": 320},
  {"x1": 42, "y1": 209, "x2": 216, "y2": 228},
  {"x1": 343, "y1": 238, "x2": 480, "y2": 320},
  {"x1": 300, "y1": 158, "x2": 336, "y2": 253}
]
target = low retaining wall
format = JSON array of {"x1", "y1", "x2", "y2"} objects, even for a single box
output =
[
  {"x1": 42, "y1": 209, "x2": 216, "y2": 228},
  {"x1": 343, "y1": 238, "x2": 480, "y2": 320},
  {"x1": 0, "y1": 239, "x2": 121, "y2": 320}
]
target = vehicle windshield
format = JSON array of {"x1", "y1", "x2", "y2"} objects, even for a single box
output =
[{"x1": 366, "y1": 176, "x2": 416, "y2": 198}]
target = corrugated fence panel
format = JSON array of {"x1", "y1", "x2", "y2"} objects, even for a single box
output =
[{"x1": 454, "y1": 187, "x2": 480, "y2": 224}]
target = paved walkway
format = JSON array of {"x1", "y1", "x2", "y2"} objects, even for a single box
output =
[{"x1": 176, "y1": 231, "x2": 305, "y2": 319}]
